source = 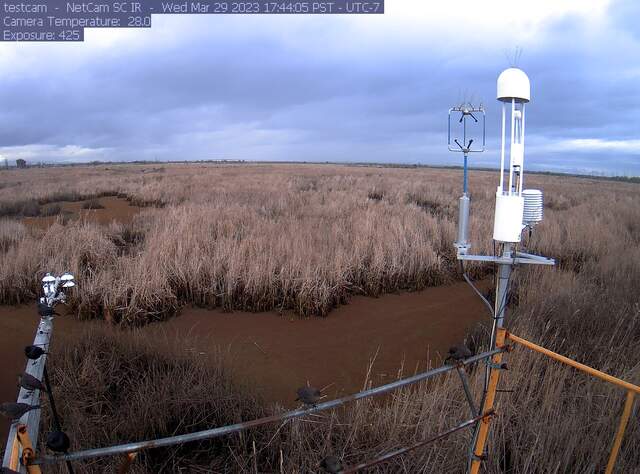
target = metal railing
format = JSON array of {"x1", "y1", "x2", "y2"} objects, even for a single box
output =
[
  {"x1": 27, "y1": 349, "x2": 501, "y2": 468},
  {"x1": 505, "y1": 331, "x2": 640, "y2": 474}
]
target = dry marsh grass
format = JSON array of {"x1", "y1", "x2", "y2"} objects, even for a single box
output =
[
  {"x1": 1, "y1": 164, "x2": 468, "y2": 320},
  {"x1": 42, "y1": 326, "x2": 267, "y2": 473},
  {"x1": 2, "y1": 163, "x2": 640, "y2": 472}
]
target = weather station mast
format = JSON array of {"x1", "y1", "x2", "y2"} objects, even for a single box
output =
[{"x1": 449, "y1": 67, "x2": 555, "y2": 473}]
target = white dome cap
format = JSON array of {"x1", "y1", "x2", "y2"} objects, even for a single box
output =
[{"x1": 497, "y1": 68, "x2": 530, "y2": 103}]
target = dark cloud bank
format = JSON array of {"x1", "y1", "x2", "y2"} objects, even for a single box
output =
[{"x1": 0, "y1": 1, "x2": 639, "y2": 176}]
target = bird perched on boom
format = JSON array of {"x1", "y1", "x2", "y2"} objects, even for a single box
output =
[
  {"x1": 47, "y1": 430, "x2": 71, "y2": 453},
  {"x1": 296, "y1": 386, "x2": 322, "y2": 406},
  {"x1": 445, "y1": 344, "x2": 473, "y2": 363},
  {"x1": 0, "y1": 402, "x2": 40, "y2": 421},
  {"x1": 37, "y1": 301, "x2": 55, "y2": 317},
  {"x1": 24, "y1": 344, "x2": 48, "y2": 360},
  {"x1": 18, "y1": 372, "x2": 47, "y2": 393}
]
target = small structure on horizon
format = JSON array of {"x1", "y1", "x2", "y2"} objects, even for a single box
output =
[{"x1": 16, "y1": 159, "x2": 27, "y2": 169}]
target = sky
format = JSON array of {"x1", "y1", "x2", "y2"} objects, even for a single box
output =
[{"x1": 0, "y1": 0, "x2": 639, "y2": 175}]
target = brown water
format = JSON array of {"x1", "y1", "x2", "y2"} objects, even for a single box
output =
[
  {"x1": 0, "y1": 282, "x2": 487, "y2": 442},
  {"x1": 0, "y1": 305, "x2": 78, "y2": 442},
  {"x1": 150, "y1": 282, "x2": 487, "y2": 406},
  {"x1": 23, "y1": 196, "x2": 140, "y2": 230}
]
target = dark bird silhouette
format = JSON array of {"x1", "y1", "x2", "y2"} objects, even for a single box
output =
[
  {"x1": 295, "y1": 386, "x2": 322, "y2": 406},
  {"x1": 47, "y1": 430, "x2": 71, "y2": 453},
  {"x1": 445, "y1": 344, "x2": 473, "y2": 363},
  {"x1": 0, "y1": 402, "x2": 40, "y2": 421},
  {"x1": 18, "y1": 372, "x2": 47, "y2": 393},
  {"x1": 320, "y1": 455, "x2": 343, "y2": 473},
  {"x1": 24, "y1": 345, "x2": 48, "y2": 360},
  {"x1": 37, "y1": 302, "x2": 55, "y2": 318}
]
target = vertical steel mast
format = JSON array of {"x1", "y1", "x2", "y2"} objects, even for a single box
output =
[{"x1": 448, "y1": 69, "x2": 555, "y2": 473}]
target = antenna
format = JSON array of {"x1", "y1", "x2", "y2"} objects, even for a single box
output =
[
  {"x1": 448, "y1": 102, "x2": 485, "y2": 254},
  {"x1": 504, "y1": 46, "x2": 523, "y2": 67}
]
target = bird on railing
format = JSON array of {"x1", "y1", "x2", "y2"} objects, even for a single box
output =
[
  {"x1": 295, "y1": 385, "x2": 322, "y2": 407},
  {"x1": 320, "y1": 455, "x2": 343, "y2": 473},
  {"x1": 445, "y1": 344, "x2": 473, "y2": 363},
  {"x1": 37, "y1": 301, "x2": 56, "y2": 318},
  {"x1": 0, "y1": 402, "x2": 40, "y2": 421},
  {"x1": 47, "y1": 430, "x2": 71, "y2": 453},
  {"x1": 24, "y1": 344, "x2": 48, "y2": 360},
  {"x1": 18, "y1": 372, "x2": 48, "y2": 394}
]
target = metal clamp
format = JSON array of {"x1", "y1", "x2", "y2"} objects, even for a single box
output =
[
  {"x1": 17, "y1": 424, "x2": 42, "y2": 474},
  {"x1": 487, "y1": 362, "x2": 508, "y2": 371}
]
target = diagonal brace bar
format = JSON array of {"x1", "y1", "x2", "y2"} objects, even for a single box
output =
[{"x1": 605, "y1": 391, "x2": 636, "y2": 474}]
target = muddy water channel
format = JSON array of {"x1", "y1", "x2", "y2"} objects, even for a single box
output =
[
  {"x1": 0, "y1": 282, "x2": 487, "y2": 441},
  {"x1": 22, "y1": 196, "x2": 140, "y2": 230}
]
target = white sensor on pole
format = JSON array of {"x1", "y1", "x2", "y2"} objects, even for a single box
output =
[{"x1": 493, "y1": 67, "x2": 530, "y2": 243}]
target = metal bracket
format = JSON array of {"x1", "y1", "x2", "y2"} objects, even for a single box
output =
[
  {"x1": 487, "y1": 362, "x2": 508, "y2": 371},
  {"x1": 454, "y1": 242, "x2": 471, "y2": 256},
  {"x1": 457, "y1": 251, "x2": 555, "y2": 266},
  {"x1": 16, "y1": 425, "x2": 41, "y2": 474}
]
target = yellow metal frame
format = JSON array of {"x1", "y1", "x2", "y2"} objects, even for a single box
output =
[
  {"x1": 471, "y1": 331, "x2": 639, "y2": 474},
  {"x1": 469, "y1": 328, "x2": 507, "y2": 474},
  {"x1": 5, "y1": 424, "x2": 43, "y2": 474}
]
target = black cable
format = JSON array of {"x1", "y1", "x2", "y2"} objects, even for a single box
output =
[
  {"x1": 43, "y1": 367, "x2": 62, "y2": 431},
  {"x1": 460, "y1": 261, "x2": 494, "y2": 317},
  {"x1": 43, "y1": 366, "x2": 75, "y2": 474}
]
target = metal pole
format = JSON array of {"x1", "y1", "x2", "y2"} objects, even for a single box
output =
[
  {"x1": 456, "y1": 366, "x2": 478, "y2": 417},
  {"x1": 463, "y1": 154, "x2": 469, "y2": 194},
  {"x1": 499, "y1": 103, "x2": 505, "y2": 191},
  {"x1": 3, "y1": 314, "x2": 53, "y2": 473},
  {"x1": 33, "y1": 349, "x2": 503, "y2": 466},
  {"x1": 457, "y1": 151, "x2": 470, "y2": 249},
  {"x1": 508, "y1": 99, "x2": 515, "y2": 194},
  {"x1": 494, "y1": 244, "x2": 513, "y2": 329},
  {"x1": 469, "y1": 328, "x2": 507, "y2": 474},
  {"x1": 468, "y1": 244, "x2": 513, "y2": 473}
]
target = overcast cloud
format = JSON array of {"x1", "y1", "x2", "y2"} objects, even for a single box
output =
[{"x1": 0, "y1": 0, "x2": 639, "y2": 175}]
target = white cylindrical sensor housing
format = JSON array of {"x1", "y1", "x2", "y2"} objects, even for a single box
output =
[{"x1": 493, "y1": 193, "x2": 524, "y2": 242}]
